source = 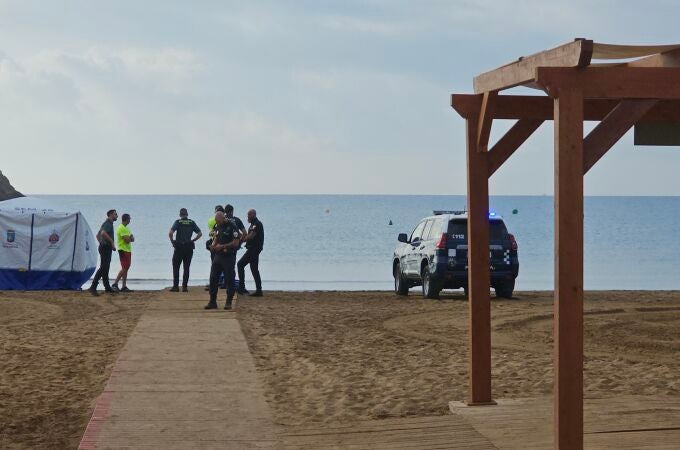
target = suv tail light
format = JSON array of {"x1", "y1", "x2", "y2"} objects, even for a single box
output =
[
  {"x1": 508, "y1": 233, "x2": 518, "y2": 251},
  {"x1": 436, "y1": 233, "x2": 448, "y2": 249}
]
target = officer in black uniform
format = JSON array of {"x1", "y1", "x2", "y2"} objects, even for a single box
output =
[
  {"x1": 237, "y1": 209, "x2": 264, "y2": 296},
  {"x1": 168, "y1": 208, "x2": 202, "y2": 292},
  {"x1": 206, "y1": 211, "x2": 241, "y2": 310},
  {"x1": 224, "y1": 204, "x2": 246, "y2": 235},
  {"x1": 88, "y1": 209, "x2": 118, "y2": 296}
]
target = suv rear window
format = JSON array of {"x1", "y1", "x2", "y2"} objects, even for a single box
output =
[{"x1": 447, "y1": 219, "x2": 508, "y2": 240}]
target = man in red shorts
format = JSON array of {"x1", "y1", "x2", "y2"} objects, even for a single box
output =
[{"x1": 113, "y1": 213, "x2": 134, "y2": 292}]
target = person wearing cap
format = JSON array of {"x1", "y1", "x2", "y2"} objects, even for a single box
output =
[
  {"x1": 112, "y1": 213, "x2": 134, "y2": 292},
  {"x1": 168, "y1": 208, "x2": 202, "y2": 292},
  {"x1": 206, "y1": 211, "x2": 241, "y2": 310},
  {"x1": 237, "y1": 209, "x2": 264, "y2": 297}
]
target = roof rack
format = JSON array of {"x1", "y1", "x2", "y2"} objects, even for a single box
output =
[{"x1": 433, "y1": 210, "x2": 466, "y2": 216}]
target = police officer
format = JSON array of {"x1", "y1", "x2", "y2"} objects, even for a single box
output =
[
  {"x1": 168, "y1": 208, "x2": 202, "y2": 292},
  {"x1": 88, "y1": 209, "x2": 118, "y2": 296},
  {"x1": 237, "y1": 209, "x2": 264, "y2": 296},
  {"x1": 225, "y1": 204, "x2": 246, "y2": 235},
  {"x1": 206, "y1": 211, "x2": 241, "y2": 310}
]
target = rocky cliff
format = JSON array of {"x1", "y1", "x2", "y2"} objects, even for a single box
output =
[{"x1": 0, "y1": 170, "x2": 23, "y2": 201}]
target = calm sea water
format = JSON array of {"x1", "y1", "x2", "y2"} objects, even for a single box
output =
[{"x1": 41, "y1": 195, "x2": 680, "y2": 291}]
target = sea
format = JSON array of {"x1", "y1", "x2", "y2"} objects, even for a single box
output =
[{"x1": 40, "y1": 195, "x2": 680, "y2": 291}]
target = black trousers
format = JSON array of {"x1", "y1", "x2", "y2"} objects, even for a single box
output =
[
  {"x1": 209, "y1": 252, "x2": 236, "y2": 302},
  {"x1": 172, "y1": 244, "x2": 194, "y2": 287},
  {"x1": 91, "y1": 246, "x2": 113, "y2": 290},
  {"x1": 237, "y1": 248, "x2": 262, "y2": 291}
]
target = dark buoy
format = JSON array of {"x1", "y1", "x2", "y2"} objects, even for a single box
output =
[
  {"x1": 512, "y1": 209, "x2": 518, "y2": 214},
  {"x1": 388, "y1": 219, "x2": 393, "y2": 225}
]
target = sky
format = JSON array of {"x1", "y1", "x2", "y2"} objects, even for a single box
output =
[{"x1": 1, "y1": 0, "x2": 680, "y2": 195}]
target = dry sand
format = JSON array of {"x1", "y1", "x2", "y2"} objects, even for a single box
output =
[
  {"x1": 0, "y1": 290, "x2": 154, "y2": 449},
  {"x1": 237, "y1": 290, "x2": 680, "y2": 426},
  {"x1": 1, "y1": 289, "x2": 679, "y2": 448}
]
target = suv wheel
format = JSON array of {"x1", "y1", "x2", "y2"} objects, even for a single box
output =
[
  {"x1": 495, "y1": 279, "x2": 515, "y2": 299},
  {"x1": 394, "y1": 262, "x2": 409, "y2": 296},
  {"x1": 421, "y1": 266, "x2": 440, "y2": 299}
]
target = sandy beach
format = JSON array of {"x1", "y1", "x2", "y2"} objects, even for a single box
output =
[
  {"x1": 238, "y1": 291, "x2": 680, "y2": 426},
  {"x1": 0, "y1": 290, "x2": 154, "y2": 449},
  {"x1": 1, "y1": 289, "x2": 679, "y2": 447}
]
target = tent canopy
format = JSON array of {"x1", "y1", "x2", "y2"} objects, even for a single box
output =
[{"x1": 0, "y1": 197, "x2": 98, "y2": 290}]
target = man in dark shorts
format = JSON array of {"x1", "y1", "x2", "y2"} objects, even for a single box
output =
[
  {"x1": 206, "y1": 211, "x2": 241, "y2": 310},
  {"x1": 237, "y1": 209, "x2": 264, "y2": 296},
  {"x1": 88, "y1": 209, "x2": 118, "y2": 296},
  {"x1": 168, "y1": 208, "x2": 202, "y2": 292}
]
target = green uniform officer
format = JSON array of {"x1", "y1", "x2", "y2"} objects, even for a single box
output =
[{"x1": 168, "y1": 208, "x2": 202, "y2": 292}]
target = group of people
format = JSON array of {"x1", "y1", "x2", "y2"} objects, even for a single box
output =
[{"x1": 87, "y1": 204, "x2": 264, "y2": 310}]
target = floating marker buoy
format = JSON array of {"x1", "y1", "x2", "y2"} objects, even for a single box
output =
[
  {"x1": 325, "y1": 208, "x2": 330, "y2": 214},
  {"x1": 388, "y1": 220, "x2": 393, "y2": 226},
  {"x1": 512, "y1": 209, "x2": 518, "y2": 214}
]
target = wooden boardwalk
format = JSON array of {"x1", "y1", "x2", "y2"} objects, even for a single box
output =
[
  {"x1": 450, "y1": 395, "x2": 680, "y2": 449},
  {"x1": 78, "y1": 289, "x2": 281, "y2": 450},
  {"x1": 283, "y1": 415, "x2": 496, "y2": 450}
]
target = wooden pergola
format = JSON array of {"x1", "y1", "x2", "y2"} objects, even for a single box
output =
[{"x1": 450, "y1": 39, "x2": 680, "y2": 449}]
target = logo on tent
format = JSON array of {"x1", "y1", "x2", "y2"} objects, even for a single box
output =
[
  {"x1": 48, "y1": 230, "x2": 61, "y2": 249},
  {"x1": 3, "y1": 229, "x2": 19, "y2": 248}
]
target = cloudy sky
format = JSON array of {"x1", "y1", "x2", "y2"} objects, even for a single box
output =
[{"x1": 1, "y1": 0, "x2": 679, "y2": 195}]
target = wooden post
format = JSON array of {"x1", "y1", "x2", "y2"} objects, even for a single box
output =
[
  {"x1": 466, "y1": 113, "x2": 494, "y2": 405},
  {"x1": 553, "y1": 88, "x2": 584, "y2": 449}
]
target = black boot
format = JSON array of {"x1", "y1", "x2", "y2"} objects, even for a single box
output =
[
  {"x1": 170, "y1": 286, "x2": 180, "y2": 292},
  {"x1": 204, "y1": 300, "x2": 218, "y2": 310},
  {"x1": 224, "y1": 298, "x2": 233, "y2": 310},
  {"x1": 250, "y1": 290, "x2": 263, "y2": 297}
]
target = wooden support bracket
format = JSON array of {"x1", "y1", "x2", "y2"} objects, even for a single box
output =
[
  {"x1": 488, "y1": 119, "x2": 543, "y2": 177},
  {"x1": 583, "y1": 99, "x2": 658, "y2": 174}
]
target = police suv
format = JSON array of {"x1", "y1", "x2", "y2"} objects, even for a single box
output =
[{"x1": 393, "y1": 210, "x2": 519, "y2": 299}]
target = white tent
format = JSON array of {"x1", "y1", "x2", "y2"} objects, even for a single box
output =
[{"x1": 0, "y1": 197, "x2": 98, "y2": 290}]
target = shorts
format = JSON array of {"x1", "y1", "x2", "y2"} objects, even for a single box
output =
[{"x1": 118, "y1": 250, "x2": 132, "y2": 270}]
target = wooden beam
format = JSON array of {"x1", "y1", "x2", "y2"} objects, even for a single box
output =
[
  {"x1": 451, "y1": 94, "x2": 680, "y2": 123},
  {"x1": 487, "y1": 119, "x2": 543, "y2": 176},
  {"x1": 474, "y1": 39, "x2": 593, "y2": 93},
  {"x1": 553, "y1": 88, "x2": 584, "y2": 450},
  {"x1": 591, "y1": 42, "x2": 680, "y2": 60},
  {"x1": 477, "y1": 91, "x2": 497, "y2": 152},
  {"x1": 622, "y1": 47, "x2": 680, "y2": 68},
  {"x1": 536, "y1": 67, "x2": 680, "y2": 99},
  {"x1": 583, "y1": 100, "x2": 658, "y2": 174},
  {"x1": 465, "y1": 113, "x2": 494, "y2": 406}
]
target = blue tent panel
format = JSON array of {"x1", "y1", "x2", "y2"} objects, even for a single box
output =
[{"x1": 0, "y1": 268, "x2": 96, "y2": 290}]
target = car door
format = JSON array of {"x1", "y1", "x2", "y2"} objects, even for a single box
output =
[
  {"x1": 416, "y1": 220, "x2": 434, "y2": 276},
  {"x1": 405, "y1": 220, "x2": 426, "y2": 276}
]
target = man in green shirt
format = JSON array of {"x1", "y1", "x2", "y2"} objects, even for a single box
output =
[{"x1": 113, "y1": 213, "x2": 134, "y2": 292}]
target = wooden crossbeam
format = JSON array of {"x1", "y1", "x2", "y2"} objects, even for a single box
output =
[
  {"x1": 488, "y1": 119, "x2": 544, "y2": 177},
  {"x1": 583, "y1": 100, "x2": 658, "y2": 174},
  {"x1": 536, "y1": 67, "x2": 680, "y2": 99},
  {"x1": 621, "y1": 47, "x2": 680, "y2": 68},
  {"x1": 476, "y1": 91, "x2": 497, "y2": 152},
  {"x1": 451, "y1": 94, "x2": 680, "y2": 123},
  {"x1": 474, "y1": 39, "x2": 593, "y2": 94}
]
